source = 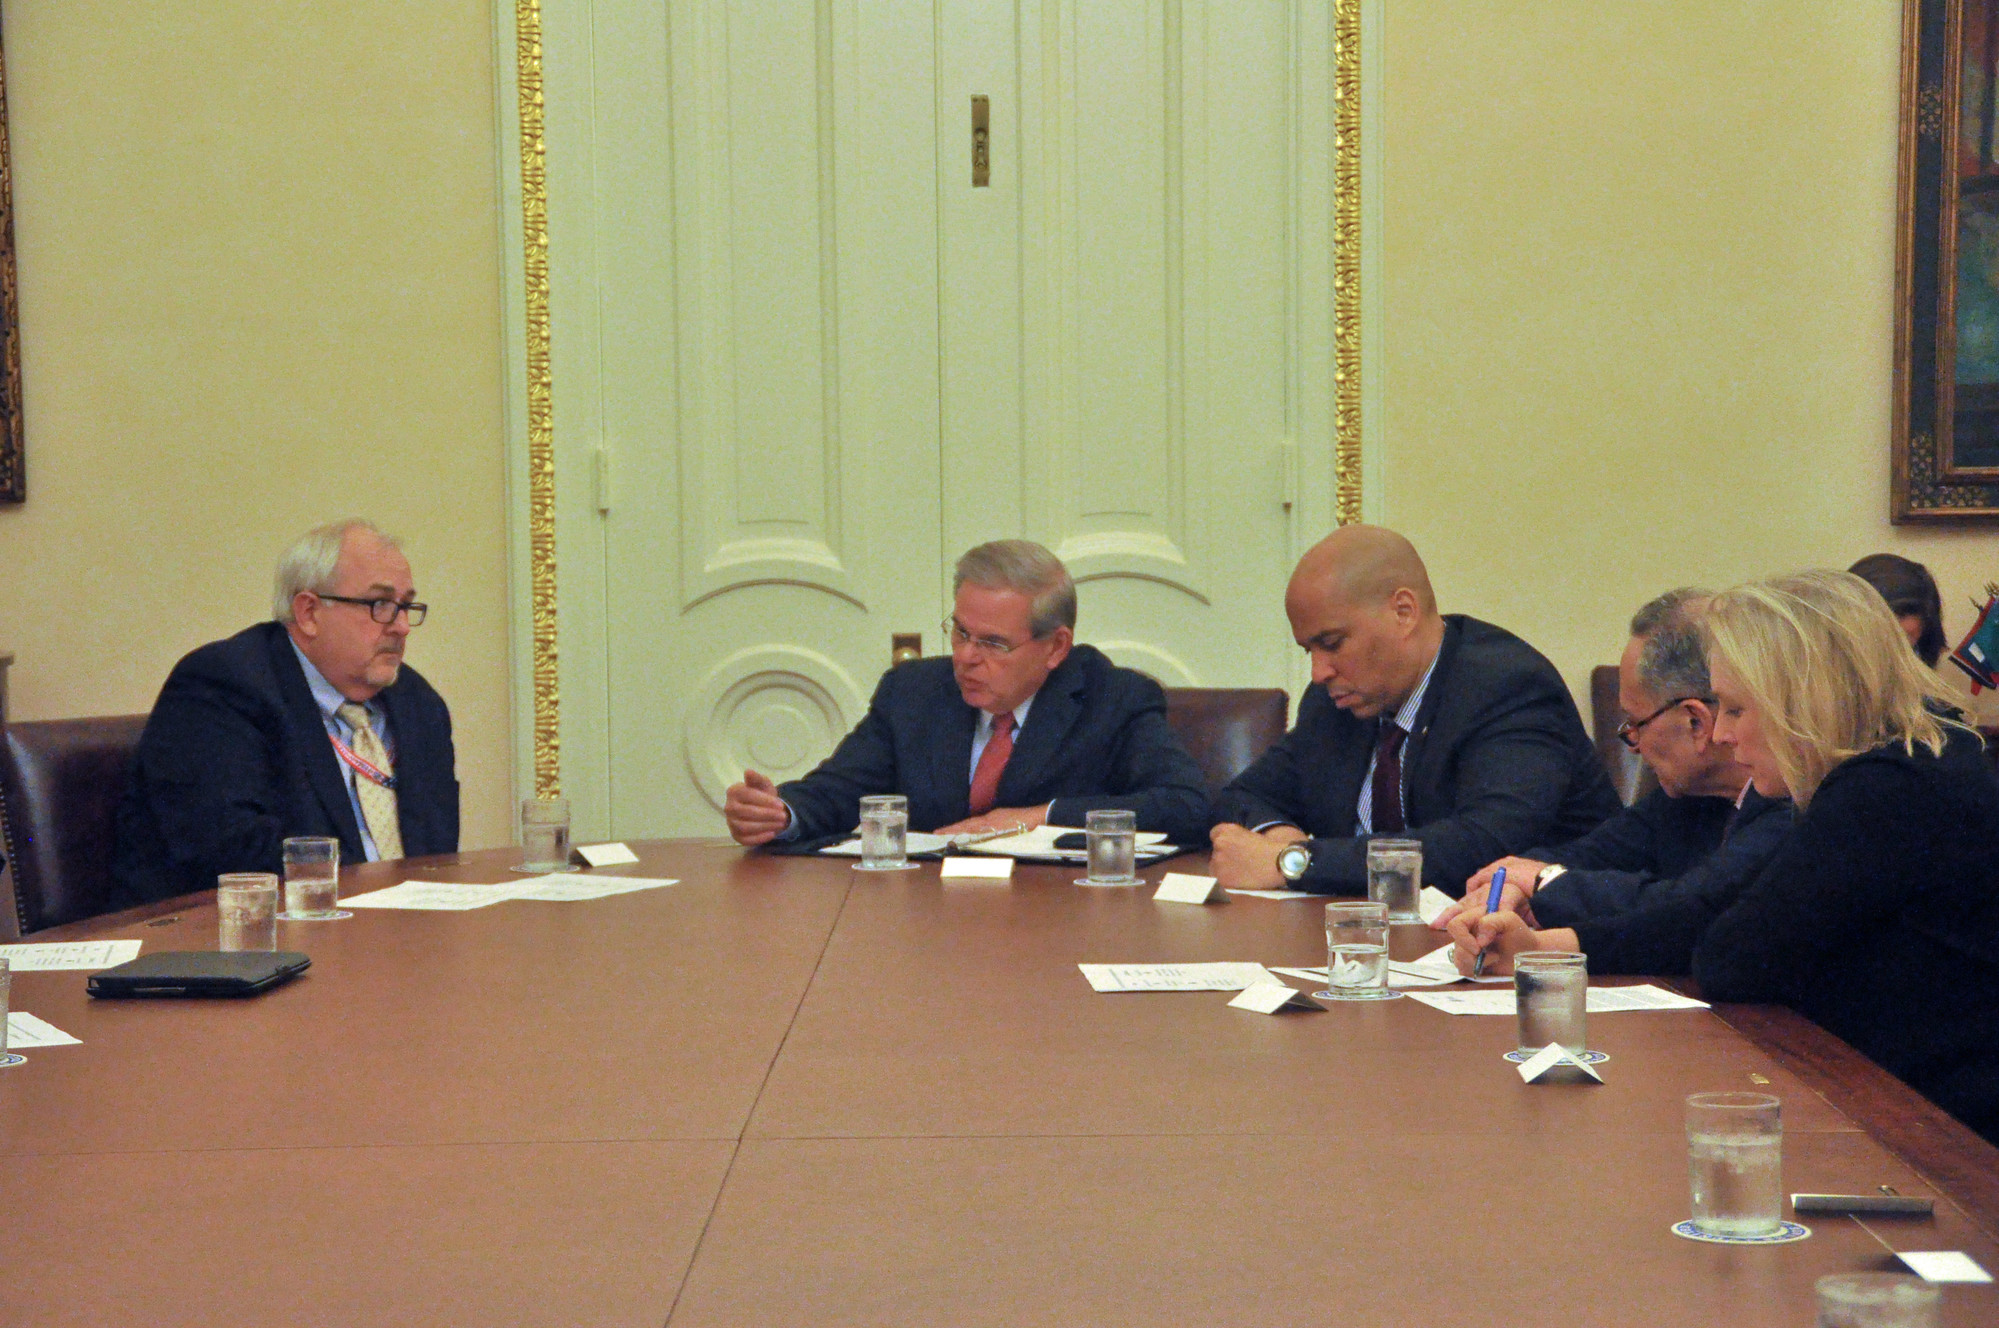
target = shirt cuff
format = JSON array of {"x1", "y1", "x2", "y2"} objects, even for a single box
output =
[{"x1": 771, "y1": 801, "x2": 802, "y2": 842}]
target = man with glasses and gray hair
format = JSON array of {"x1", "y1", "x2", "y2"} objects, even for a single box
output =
[
  {"x1": 112, "y1": 519, "x2": 459, "y2": 906},
  {"x1": 723, "y1": 539, "x2": 1210, "y2": 847},
  {"x1": 1436, "y1": 587, "x2": 1794, "y2": 972}
]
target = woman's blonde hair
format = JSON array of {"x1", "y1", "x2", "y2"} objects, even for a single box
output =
[{"x1": 1704, "y1": 569, "x2": 1970, "y2": 807}]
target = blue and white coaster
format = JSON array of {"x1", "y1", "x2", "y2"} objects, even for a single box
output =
[
  {"x1": 0, "y1": 1052, "x2": 25, "y2": 1068},
  {"x1": 277, "y1": 910, "x2": 354, "y2": 921},
  {"x1": 1505, "y1": 1048, "x2": 1608, "y2": 1065},
  {"x1": 1312, "y1": 987, "x2": 1404, "y2": 1002},
  {"x1": 1671, "y1": 1219, "x2": 1811, "y2": 1245}
]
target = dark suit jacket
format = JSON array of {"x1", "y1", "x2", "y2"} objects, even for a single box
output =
[
  {"x1": 1213, "y1": 615, "x2": 1621, "y2": 894},
  {"x1": 775, "y1": 645, "x2": 1210, "y2": 844},
  {"x1": 111, "y1": 621, "x2": 459, "y2": 907}
]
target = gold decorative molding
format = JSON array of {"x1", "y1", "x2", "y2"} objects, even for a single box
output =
[
  {"x1": 515, "y1": 0, "x2": 559, "y2": 796},
  {"x1": 1332, "y1": 0, "x2": 1362, "y2": 524}
]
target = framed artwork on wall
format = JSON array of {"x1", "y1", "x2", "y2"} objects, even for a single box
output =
[
  {"x1": 0, "y1": 20, "x2": 20, "y2": 506},
  {"x1": 1895, "y1": 0, "x2": 1999, "y2": 519}
]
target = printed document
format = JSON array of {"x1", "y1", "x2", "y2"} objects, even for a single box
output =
[
  {"x1": 0, "y1": 940, "x2": 143, "y2": 972},
  {"x1": 1404, "y1": 984, "x2": 1710, "y2": 1015},
  {"x1": 341, "y1": 881, "x2": 537, "y2": 911},
  {"x1": 1079, "y1": 962, "x2": 1275, "y2": 992},
  {"x1": 7, "y1": 1012, "x2": 81, "y2": 1048}
]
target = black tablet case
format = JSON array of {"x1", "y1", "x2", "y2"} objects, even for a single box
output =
[{"x1": 87, "y1": 951, "x2": 311, "y2": 998}]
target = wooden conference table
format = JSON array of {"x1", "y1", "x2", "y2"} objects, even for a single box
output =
[{"x1": 4, "y1": 842, "x2": 1998, "y2": 1326}]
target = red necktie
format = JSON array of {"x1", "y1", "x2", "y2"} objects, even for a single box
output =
[
  {"x1": 1371, "y1": 719, "x2": 1407, "y2": 833},
  {"x1": 968, "y1": 712, "x2": 1016, "y2": 815}
]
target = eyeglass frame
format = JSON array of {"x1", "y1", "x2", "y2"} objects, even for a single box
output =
[
  {"x1": 1615, "y1": 695, "x2": 1711, "y2": 749},
  {"x1": 315, "y1": 593, "x2": 429, "y2": 627},
  {"x1": 941, "y1": 615, "x2": 1051, "y2": 658}
]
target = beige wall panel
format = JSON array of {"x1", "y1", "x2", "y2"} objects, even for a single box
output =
[
  {"x1": 1378, "y1": 1, "x2": 1999, "y2": 715},
  {"x1": 0, "y1": 2, "x2": 514, "y2": 850}
]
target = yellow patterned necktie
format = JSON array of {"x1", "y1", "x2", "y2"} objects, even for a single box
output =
[{"x1": 335, "y1": 702, "x2": 404, "y2": 860}]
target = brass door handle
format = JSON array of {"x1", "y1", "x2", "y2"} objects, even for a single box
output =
[{"x1": 891, "y1": 633, "x2": 923, "y2": 666}]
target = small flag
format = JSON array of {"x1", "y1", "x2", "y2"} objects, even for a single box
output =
[{"x1": 1949, "y1": 583, "x2": 1999, "y2": 694}]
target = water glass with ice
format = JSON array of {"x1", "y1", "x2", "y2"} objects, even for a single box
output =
[
  {"x1": 856, "y1": 795, "x2": 912, "y2": 871},
  {"x1": 1078, "y1": 809, "x2": 1138, "y2": 886},
  {"x1": 281, "y1": 836, "x2": 344, "y2": 919},
  {"x1": 1320, "y1": 901, "x2": 1397, "y2": 1000},
  {"x1": 519, "y1": 797, "x2": 573, "y2": 872},
  {"x1": 1814, "y1": 1273, "x2": 1941, "y2": 1328},
  {"x1": 0, "y1": 956, "x2": 13, "y2": 1065},
  {"x1": 218, "y1": 873, "x2": 280, "y2": 952},
  {"x1": 1514, "y1": 951, "x2": 1588, "y2": 1056},
  {"x1": 1366, "y1": 838, "x2": 1423, "y2": 922},
  {"x1": 1684, "y1": 1091, "x2": 1783, "y2": 1238}
]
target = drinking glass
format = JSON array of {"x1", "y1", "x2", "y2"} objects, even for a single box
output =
[
  {"x1": 1076, "y1": 809, "x2": 1138, "y2": 886},
  {"x1": 280, "y1": 836, "x2": 347, "y2": 920},
  {"x1": 1514, "y1": 952, "x2": 1588, "y2": 1056},
  {"x1": 218, "y1": 873, "x2": 280, "y2": 952},
  {"x1": 0, "y1": 955, "x2": 17, "y2": 1067},
  {"x1": 1366, "y1": 838, "x2": 1423, "y2": 922},
  {"x1": 1318, "y1": 900, "x2": 1399, "y2": 1001},
  {"x1": 1814, "y1": 1273, "x2": 1942, "y2": 1328},
  {"x1": 855, "y1": 795, "x2": 913, "y2": 871},
  {"x1": 1685, "y1": 1091, "x2": 1783, "y2": 1238},
  {"x1": 518, "y1": 797, "x2": 574, "y2": 872}
]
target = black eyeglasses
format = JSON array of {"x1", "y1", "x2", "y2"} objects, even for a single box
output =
[
  {"x1": 317, "y1": 594, "x2": 428, "y2": 626},
  {"x1": 1616, "y1": 696, "x2": 1709, "y2": 749}
]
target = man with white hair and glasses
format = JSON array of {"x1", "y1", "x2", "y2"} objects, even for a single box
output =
[
  {"x1": 723, "y1": 539, "x2": 1210, "y2": 847},
  {"x1": 112, "y1": 519, "x2": 459, "y2": 905}
]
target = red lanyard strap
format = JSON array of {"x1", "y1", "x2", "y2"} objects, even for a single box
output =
[{"x1": 329, "y1": 731, "x2": 398, "y2": 790}]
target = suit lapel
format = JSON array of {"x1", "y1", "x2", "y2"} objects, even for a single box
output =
[
  {"x1": 269, "y1": 629, "x2": 366, "y2": 856},
  {"x1": 1321, "y1": 712, "x2": 1374, "y2": 836},
  {"x1": 935, "y1": 697, "x2": 980, "y2": 822},
  {"x1": 1398, "y1": 618, "x2": 1463, "y2": 820},
  {"x1": 997, "y1": 655, "x2": 1084, "y2": 806}
]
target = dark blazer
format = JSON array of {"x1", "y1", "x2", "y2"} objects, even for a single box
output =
[
  {"x1": 775, "y1": 645, "x2": 1210, "y2": 844},
  {"x1": 1541, "y1": 787, "x2": 1795, "y2": 971},
  {"x1": 111, "y1": 621, "x2": 459, "y2": 907},
  {"x1": 1679, "y1": 739, "x2": 1999, "y2": 1146},
  {"x1": 1213, "y1": 615, "x2": 1620, "y2": 894}
]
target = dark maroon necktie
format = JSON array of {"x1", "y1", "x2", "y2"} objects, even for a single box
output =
[{"x1": 1372, "y1": 719, "x2": 1407, "y2": 833}]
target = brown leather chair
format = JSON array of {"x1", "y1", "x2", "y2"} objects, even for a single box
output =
[
  {"x1": 0, "y1": 715, "x2": 151, "y2": 936},
  {"x1": 1161, "y1": 688, "x2": 1289, "y2": 796},
  {"x1": 1588, "y1": 666, "x2": 1655, "y2": 806}
]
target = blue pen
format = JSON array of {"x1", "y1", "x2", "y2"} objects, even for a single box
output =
[{"x1": 1472, "y1": 866, "x2": 1507, "y2": 977}]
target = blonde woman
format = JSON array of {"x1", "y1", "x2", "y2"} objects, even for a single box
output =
[{"x1": 1452, "y1": 570, "x2": 1999, "y2": 1143}]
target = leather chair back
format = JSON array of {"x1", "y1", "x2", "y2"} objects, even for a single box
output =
[
  {"x1": 0, "y1": 716, "x2": 150, "y2": 936},
  {"x1": 1589, "y1": 666, "x2": 1655, "y2": 806},
  {"x1": 1162, "y1": 688, "x2": 1289, "y2": 795}
]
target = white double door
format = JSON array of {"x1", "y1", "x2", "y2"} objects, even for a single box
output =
[{"x1": 557, "y1": 0, "x2": 1338, "y2": 837}]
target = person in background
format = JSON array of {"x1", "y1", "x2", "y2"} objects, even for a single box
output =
[
  {"x1": 1452, "y1": 570, "x2": 1999, "y2": 1145},
  {"x1": 1849, "y1": 553, "x2": 1946, "y2": 668},
  {"x1": 1435, "y1": 588, "x2": 1793, "y2": 973}
]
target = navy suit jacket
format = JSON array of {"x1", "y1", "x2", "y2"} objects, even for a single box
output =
[
  {"x1": 1213, "y1": 615, "x2": 1621, "y2": 894},
  {"x1": 775, "y1": 645, "x2": 1210, "y2": 844},
  {"x1": 112, "y1": 621, "x2": 459, "y2": 907}
]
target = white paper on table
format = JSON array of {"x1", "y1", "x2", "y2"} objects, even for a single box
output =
[
  {"x1": 1225, "y1": 889, "x2": 1314, "y2": 900},
  {"x1": 1404, "y1": 984, "x2": 1711, "y2": 1016},
  {"x1": 960, "y1": 824, "x2": 1174, "y2": 861},
  {"x1": 1387, "y1": 944, "x2": 1509, "y2": 987},
  {"x1": 0, "y1": 940, "x2": 143, "y2": 972},
  {"x1": 1078, "y1": 962, "x2": 1275, "y2": 993},
  {"x1": 1516, "y1": 1042, "x2": 1603, "y2": 1083},
  {"x1": 818, "y1": 832, "x2": 953, "y2": 858},
  {"x1": 510, "y1": 874, "x2": 677, "y2": 902},
  {"x1": 340, "y1": 881, "x2": 536, "y2": 911},
  {"x1": 1418, "y1": 886, "x2": 1456, "y2": 925},
  {"x1": 1269, "y1": 966, "x2": 1328, "y2": 983},
  {"x1": 1228, "y1": 983, "x2": 1324, "y2": 1013},
  {"x1": 6, "y1": 1012, "x2": 80, "y2": 1048},
  {"x1": 574, "y1": 841, "x2": 641, "y2": 868},
  {"x1": 1898, "y1": 1251, "x2": 1994, "y2": 1283},
  {"x1": 1153, "y1": 872, "x2": 1223, "y2": 905},
  {"x1": 939, "y1": 856, "x2": 1014, "y2": 880}
]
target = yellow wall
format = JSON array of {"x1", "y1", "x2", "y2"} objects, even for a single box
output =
[
  {"x1": 0, "y1": 2, "x2": 516, "y2": 848},
  {"x1": 1382, "y1": 1, "x2": 1999, "y2": 716}
]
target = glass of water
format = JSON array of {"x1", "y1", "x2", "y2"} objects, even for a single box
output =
[
  {"x1": 1366, "y1": 837, "x2": 1423, "y2": 922},
  {"x1": 1685, "y1": 1091, "x2": 1783, "y2": 1238},
  {"x1": 0, "y1": 955, "x2": 18, "y2": 1067},
  {"x1": 1514, "y1": 952, "x2": 1588, "y2": 1056},
  {"x1": 1318, "y1": 900, "x2": 1399, "y2": 1001},
  {"x1": 518, "y1": 797, "x2": 574, "y2": 872},
  {"x1": 1076, "y1": 809, "x2": 1138, "y2": 886},
  {"x1": 1814, "y1": 1273, "x2": 1941, "y2": 1328},
  {"x1": 279, "y1": 836, "x2": 348, "y2": 920},
  {"x1": 855, "y1": 794, "x2": 914, "y2": 871},
  {"x1": 217, "y1": 873, "x2": 280, "y2": 952}
]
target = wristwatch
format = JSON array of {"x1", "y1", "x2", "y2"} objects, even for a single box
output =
[
  {"x1": 1533, "y1": 863, "x2": 1567, "y2": 893},
  {"x1": 1276, "y1": 842, "x2": 1312, "y2": 883}
]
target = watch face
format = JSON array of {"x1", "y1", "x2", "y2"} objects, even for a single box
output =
[{"x1": 1278, "y1": 844, "x2": 1310, "y2": 880}]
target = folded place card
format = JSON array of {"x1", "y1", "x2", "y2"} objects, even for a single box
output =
[
  {"x1": 1897, "y1": 1251, "x2": 1993, "y2": 1283},
  {"x1": 1228, "y1": 983, "x2": 1324, "y2": 1014},
  {"x1": 575, "y1": 842, "x2": 641, "y2": 868},
  {"x1": 939, "y1": 856, "x2": 1014, "y2": 880},
  {"x1": 1516, "y1": 1042, "x2": 1604, "y2": 1083},
  {"x1": 1153, "y1": 872, "x2": 1223, "y2": 905}
]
